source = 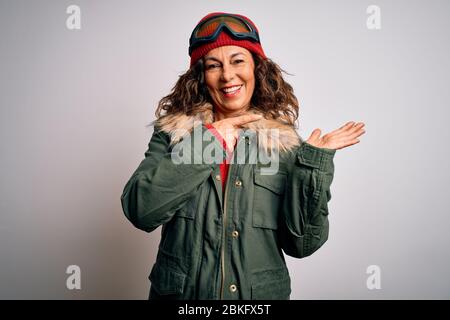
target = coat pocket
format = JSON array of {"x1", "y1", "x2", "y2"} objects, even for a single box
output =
[
  {"x1": 149, "y1": 263, "x2": 186, "y2": 296},
  {"x1": 251, "y1": 267, "x2": 291, "y2": 300},
  {"x1": 148, "y1": 249, "x2": 187, "y2": 298},
  {"x1": 253, "y1": 168, "x2": 287, "y2": 230}
]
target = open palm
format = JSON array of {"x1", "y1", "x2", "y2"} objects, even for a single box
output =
[{"x1": 306, "y1": 121, "x2": 366, "y2": 150}]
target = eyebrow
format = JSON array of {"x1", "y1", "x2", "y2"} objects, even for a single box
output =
[{"x1": 204, "y1": 52, "x2": 246, "y2": 63}]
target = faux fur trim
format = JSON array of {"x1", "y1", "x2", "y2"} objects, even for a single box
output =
[{"x1": 154, "y1": 103, "x2": 302, "y2": 153}]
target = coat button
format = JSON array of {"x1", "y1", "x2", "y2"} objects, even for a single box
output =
[
  {"x1": 215, "y1": 175, "x2": 221, "y2": 181},
  {"x1": 232, "y1": 230, "x2": 239, "y2": 238},
  {"x1": 229, "y1": 284, "x2": 237, "y2": 293},
  {"x1": 235, "y1": 180, "x2": 242, "y2": 187}
]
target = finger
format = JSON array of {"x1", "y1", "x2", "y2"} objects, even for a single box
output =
[
  {"x1": 333, "y1": 128, "x2": 364, "y2": 146},
  {"x1": 345, "y1": 127, "x2": 366, "y2": 140},
  {"x1": 307, "y1": 128, "x2": 322, "y2": 142},
  {"x1": 222, "y1": 127, "x2": 240, "y2": 141},
  {"x1": 339, "y1": 121, "x2": 356, "y2": 131},
  {"x1": 326, "y1": 121, "x2": 355, "y2": 136},
  {"x1": 347, "y1": 122, "x2": 365, "y2": 134},
  {"x1": 335, "y1": 138, "x2": 360, "y2": 150},
  {"x1": 229, "y1": 114, "x2": 263, "y2": 126},
  {"x1": 333, "y1": 122, "x2": 365, "y2": 138}
]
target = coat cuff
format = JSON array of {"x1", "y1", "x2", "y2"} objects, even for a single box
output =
[{"x1": 297, "y1": 142, "x2": 336, "y2": 171}]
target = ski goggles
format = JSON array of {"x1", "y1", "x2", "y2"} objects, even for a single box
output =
[{"x1": 189, "y1": 13, "x2": 261, "y2": 55}]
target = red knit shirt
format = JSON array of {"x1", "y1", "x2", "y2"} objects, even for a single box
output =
[{"x1": 205, "y1": 124, "x2": 233, "y2": 192}]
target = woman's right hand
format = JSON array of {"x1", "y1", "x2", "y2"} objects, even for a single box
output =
[{"x1": 210, "y1": 114, "x2": 263, "y2": 153}]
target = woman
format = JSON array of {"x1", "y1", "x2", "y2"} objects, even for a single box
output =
[{"x1": 121, "y1": 12, "x2": 365, "y2": 300}]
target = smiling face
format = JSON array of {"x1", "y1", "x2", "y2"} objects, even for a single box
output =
[{"x1": 203, "y1": 46, "x2": 255, "y2": 119}]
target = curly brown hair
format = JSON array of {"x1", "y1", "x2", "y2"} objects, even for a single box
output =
[{"x1": 154, "y1": 54, "x2": 299, "y2": 126}]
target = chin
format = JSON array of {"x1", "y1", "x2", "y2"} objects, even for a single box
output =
[{"x1": 223, "y1": 102, "x2": 248, "y2": 112}]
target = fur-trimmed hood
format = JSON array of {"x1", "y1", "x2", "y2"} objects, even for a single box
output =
[{"x1": 154, "y1": 103, "x2": 302, "y2": 153}]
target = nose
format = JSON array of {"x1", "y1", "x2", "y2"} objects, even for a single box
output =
[{"x1": 220, "y1": 63, "x2": 234, "y2": 82}]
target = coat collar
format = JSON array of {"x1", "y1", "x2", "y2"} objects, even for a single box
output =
[{"x1": 155, "y1": 103, "x2": 302, "y2": 153}]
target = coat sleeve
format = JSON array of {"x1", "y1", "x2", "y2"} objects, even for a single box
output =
[
  {"x1": 120, "y1": 124, "x2": 223, "y2": 233},
  {"x1": 279, "y1": 142, "x2": 336, "y2": 258}
]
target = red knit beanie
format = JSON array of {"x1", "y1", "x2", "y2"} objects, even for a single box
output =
[{"x1": 189, "y1": 12, "x2": 267, "y2": 67}]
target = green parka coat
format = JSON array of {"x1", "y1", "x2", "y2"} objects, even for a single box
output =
[{"x1": 121, "y1": 104, "x2": 336, "y2": 300}]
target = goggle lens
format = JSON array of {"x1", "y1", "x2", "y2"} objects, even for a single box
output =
[{"x1": 195, "y1": 16, "x2": 252, "y2": 38}]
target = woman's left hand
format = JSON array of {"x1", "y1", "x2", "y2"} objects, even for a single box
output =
[{"x1": 306, "y1": 121, "x2": 366, "y2": 150}]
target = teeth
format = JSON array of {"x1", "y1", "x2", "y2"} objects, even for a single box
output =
[{"x1": 222, "y1": 85, "x2": 242, "y2": 93}]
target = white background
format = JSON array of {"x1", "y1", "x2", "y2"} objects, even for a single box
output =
[{"x1": 1, "y1": 0, "x2": 449, "y2": 299}]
